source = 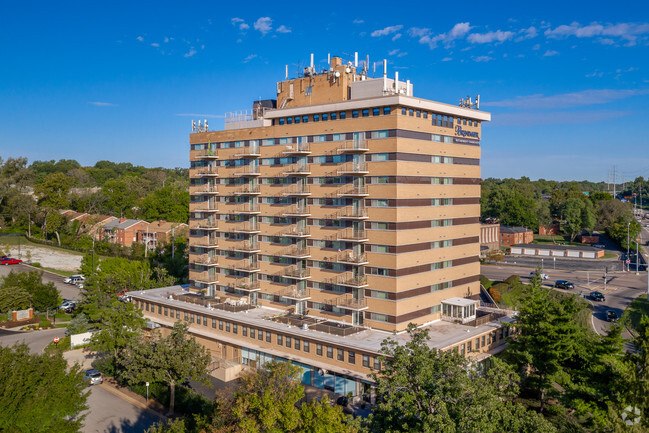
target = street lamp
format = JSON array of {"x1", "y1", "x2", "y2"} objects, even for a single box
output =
[{"x1": 627, "y1": 221, "x2": 631, "y2": 272}]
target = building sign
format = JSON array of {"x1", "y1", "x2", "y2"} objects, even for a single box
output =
[
  {"x1": 455, "y1": 125, "x2": 479, "y2": 139},
  {"x1": 453, "y1": 137, "x2": 480, "y2": 145}
]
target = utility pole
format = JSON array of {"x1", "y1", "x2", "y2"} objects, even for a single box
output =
[
  {"x1": 627, "y1": 221, "x2": 631, "y2": 272},
  {"x1": 172, "y1": 226, "x2": 175, "y2": 259},
  {"x1": 613, "y1": 166, "x2": 616, "y2": 197}
]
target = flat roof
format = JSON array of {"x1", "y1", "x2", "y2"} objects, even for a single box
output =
[
  {"x1": 442, "y1": 297, "x2": 479, "y2": 307},
  {"x1": 129, "y1": 286, "x2": 513, "y2": 356},
  {"x1": 513, "y1": 243, "x2": 599, "y2": 252},
  {"x1": 500, "y1": 226, "x2": 531, "y2": 234}
]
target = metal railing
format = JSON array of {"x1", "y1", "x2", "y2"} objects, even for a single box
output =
[
  {"x1": 194, "y1": 149, "x2": 219, "y2": 158},
  {"x1": 337, "y1": 139, "x2": 369, "y2": 153},
  {"x1": 283, "y1": 142, "x2": 311, "y2": 154},
  {"x1": 229, "y1": 241, "x2": 260, "y2": 252},
  {"x1": 337, "y1": 229, "x2": 368, "y2": 241},
  {"x1": 336, "y1": 207, "x2": 368, "y2": 219},
  {"x1": 280, "y1": 245, "x2": 310, "y2": 257},
  {"x1": 282, "y1": 184, "x2": 311, "y2": 195},
  {"x1": 337, "y1": 186, "x2": 368, "y2": 196},
  {"x1": 280, "y1": 227, "x2": 310, "y2": 237},
  {"x1": 283, "y1": 266, "x2": 311, "y2": 279},
  {"x1": 282, "y1": 205, "x2": 310, "y2": 216},
  {"x1": 337, "y1": 161, "x2": 368, "y2": 174}
]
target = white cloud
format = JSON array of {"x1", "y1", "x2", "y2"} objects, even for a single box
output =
[
  {"x1": 408, "y1": 27, "x2": 430, "y2": 38},
  {"x1": 448, "y1": 22, "x2": 472, "y2": 39},
  {"x1": 392, "y1": 33, "x2": 402, "y2": 41},
  {"x1": 184, "y1": 47, "x2": 197, "y2": 58},
  {"x1": 532, "y1": 43, "x2": 540, "y2": 50},
  {"x1": 586, "y1": 70, "x2": 604, "y2": 78},
  {"x1": 175, "y1": 113, "x2": 224, "y2": 118},
  {"x1": 515, "y1": 26, "x2": 538, "y2": 41},
  {"x1": 276, "y1": 25, "x2": 291, "y2": 33},
  {"x1": 442, "y1": 57, "x2": 452, "y2": 61},
  {"x1": 240, "y1": 23, "x2": 250, "y2": 31},
  {"x1": 136, "y1": 36, "x2": 144, "y2": 42},
  {"x1": 397, "y1": 51, "x2": 407, "y2": 57},
  {"x1": 164, "y1": 37, "x2": 169, "y2": 43},
  {"x1": 388, "y1": 49, "x2": 400, "y2": 56},
  {"x1": 371, "y1": 25, "x2": 403, "y2": 37},
  {"x1": 484, "y1": 88, "x2": 649, "y2": 109},
  {"x1": 89, "y1": 102, "x2": 117, "y2": 107},
  {"x1": 545, "y1": 21, "x2": 649, "y2": 45},
  {"x1": 408, "y1": 22, "x2": 471, "y2": 49},
  {"x1": 151, "y1": 43, "x2": 160, "y2": 47},
  {"x1": 353, "y1": 19, "x2": 364, "y2": 24},
  {"x1": 243, "y1": 54, "x2": 258, "y2": 63},
  {"x1": 467, "y1": 30, "x2": 514, "y2": 44},
  {"x1": 474, "y1": 55, "x2": 493, "y2": 62},
  {"x1": 543, "y1": 50, "x2": 559, "y2": 56},
  {"x1": 231, "y1": 18, "x2": 244, "y2": 25},
  {"x1": 254, "y1": 17, "x2": 272, "y2": 35}
]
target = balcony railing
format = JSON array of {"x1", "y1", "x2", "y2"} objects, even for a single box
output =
[
  {"x1": 194, "y1": 149, "x2": 219, "y2": 159},
  {"x1": 189, "y1": 184, "x2": 219, "y2": 195},
  {"x1": 334, "y1": 251, "x2": 368, "y2": 265},
  {"x1": 193, "y1": 236, "x2": 219, "y2": 247},
  {"x1": 191, "y1": 270, "x2": 219, "y2": 284},
  {"x1": 233, "y1": 203, "x2": 260, "y2": 214},
  {"x1": 232, "y1": 222, "x2": 260, "y2": 233},
  {"x1": 235, "y1": 146, "x2": 261, "y2": 158},
  {"x1": 191, "y1": 255, "x2": 219, "y2": 266},
  {"x1": 337, "y1": 186, "x2": 369, "y2": 197},
  {"x1": 337, "y1": 161, "x2": 368, "y2": 175},
  {"x1": 282, "y1": 142, "x2": 311, "y2": 155},
  {"x1": 337, "y1": 139, "x2": 370, "y2": 153},
  {"x1": 277, "y1": 287, "x2": 311, "y2": 300},
  {"x1": 282, "y1": 205, "x2": 311, "y2": 217},
  {"x1": 234, "y1": 165, "x2": 261, "y2": 176},
  {"x1": 231, "y1": 260, "x2": 260, "y2": 272},
  {"x1": 281, "y1": 185, "x2": 311, "y2": 196},
  {"x1": 326, "y1": 295, "x2": 368, "y2": 311},
  {"x1": 189, "y1": 219, "x2": 219, "y2": 230},
  {"x1": 337, "y1": 273, "x2": 368, "y2": 287},
  {"x1": 337, "y1": 229, "x2": 368, "y2": 242},
  {"x1": 280, "y1": 227, "x2": 311, "y2": 237},
  {"x1": 336, "y1": 207, "x2": 369, "y2": 219},
  {"x1": 229, "y1": 242, "x2": 261, "y2": 253},
  {"x1": 191, "y1": 201, "x2": 219, "y2": 212},
  {"x1": 280, "y1": 245, "x2": 310, "y2": 258},
  {"x1": 283, "y1": 164, "x2": 311, "y2": 176},
  {"x1": 226, "y1": 279, "x2": 261, "y2": 291},
  {"x1": 233, "y1": 185, "x2": 261, "y2": 195},
  {"x1": 282, "y1": 266, "x2": 311, "y2": 279},
  {"x1": 190, "y1": 166, "x2": 219, "y2": 177}
]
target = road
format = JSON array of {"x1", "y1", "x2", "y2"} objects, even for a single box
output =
[
  {"x1": 0, "y1": 327, "x2": 158, "y2": 433},
  {"x1": 0, "y1": 262, "x2": 81, "y2": 300},
  {"x1": 481, "y1": 264, "x2": 648, "y2": 336}
]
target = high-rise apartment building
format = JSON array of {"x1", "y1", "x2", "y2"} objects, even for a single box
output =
[{"x1": 132, "y1": 54, "x2": 510, "y2": 397}]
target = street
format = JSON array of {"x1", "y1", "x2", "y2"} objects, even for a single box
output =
[
  {"x1": 481, "y1": 264, "x2": 648, "y2": 336},
  {"x1": 0, "y1": 262, "x2": 81, "y2": 300}
]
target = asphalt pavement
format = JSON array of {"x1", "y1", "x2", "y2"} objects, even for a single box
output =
[{"x1": 0, "y1": 262, "x2": 81, "y2": 300}]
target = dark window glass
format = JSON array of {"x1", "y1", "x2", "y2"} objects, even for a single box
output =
[
  {"x1": 322, "y1": 113, "x2": 328, "y2": 121},
  {"x1": 339, "y1": 111, "x2": 346, "y2": 119},
  {"x1": 250, "y1": 328, "x2": 255, "y2": 339},
  {"x1": 266, "y1": 331, "x2": 271, "y2": 343},
  {"x1": 279, "y1": 118, "x2": 285, "y2": 125},
  {"x1": 158, "y1": 305, "x2": 162, "y2": 314},
  {"x1": 337, "y1": 348, "x2": 344, "y2": 361},
  {"x1": 373, "y1": 357, "x2": 381, "y2": 370},
  {"x1": 258, "y1": 329, "x2": 264, "y2": 340},
  {"x1": 416, "y1": 110, "x2": 421, "y2": 118},
  {"x1": 277, "y1": 334, "x2": 283, "y2": 345},
  {"x1": 362, "y1": 355, "x2": 370, "y2": 367},
  {"x1": 294, "y1": 117, "x2": 300, "y2": 124},
  {"x1": 327, "y1": 346, "x2": 333, "y2": 358},
  {"x1": 423, "y1": 112, "x2": 428, "y2": 119},
  {"x1": 286, "y1": 336, "x2": 292, "y2": 348},
  {"x1": 225, "y1": 322, "x2": 230, "y2": 332},
  {"x1": 219, "y1": 320, "x2": 223, "y2": 330},
  {"x1": 401, "y1": 108, "x2": 406, "y2": 115},
  {"x1": 203, "y1": 316, "x2": 207, "y2": 326},
  {"x1": 164, "y1": 307, "x2": 168, "y2": 316},
  {"x1": 409, "y1": 109, "x2": 414, "y2": 116},
  {"x1": 348, "y1": 351, "x2": 356, "y2": 364},
  {"x1": 352, "y1": 110, "x2": 359, "y2": 118},
  {"x1": 232, "y1": 324, "x2": 238, "y2": 334},
  {"x1": 372, "y1": 108, "x2": 380, "y2": 116},
  {"x1": 176, "y1": 310, "x2": 180, "y2": 319},
  {"x1": 212, "y1": 318, "x2": 216, "y2": 328},
  {"x1": 384, "y1": 107, "x2": 391, "y2": 115},
  {"x1": 287, "y1": 117, "x2": 293, "y2": 124},
  {"x1": 330, "y1": 112, "x2": 337, "y2": 120},
  {"x1": 304, "y1": 341, "x2": 310, "y2": 353},
  {"x1": 313, "y1": 114, "x2": 319, "y2": 122},
  {"x1": 302, "y1": 116, "x2": 308, "y2": 123},
  {"x1": 242, "y1": 326, "x2": 248, "y2": 337},
  {"x1": 362, "y1": 109, "x2": 369, "y2": 117},
  {"x1": 316, "y1": 344, "x2": 323, "y2": 356},
  {"x1": 294, "y1": 339, "x2": 300, "y2": 350}
]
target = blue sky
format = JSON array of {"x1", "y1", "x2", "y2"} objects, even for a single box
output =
[{"x1": 1, "y1": 0, "x2": 648, "y2": 182}]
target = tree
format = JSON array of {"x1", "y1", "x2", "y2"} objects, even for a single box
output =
[
  {"x1": 103, "y1": 176, "x2": 143, "y2": 218},
  {"x1": 503, "y1": 273, "x2": 584, "y2": 412},
  {"x1": 139, "y1": 185, "x2": 190, "y2": 223},
  {"x1": 366, "y1": 324, "x2": 555, "y2": 432},
  {"x1": 121, "y1": 321, "x2": 212, "y2": 414},
  {"x1": 0, "y1": 285, "x2": 31, "y2": 312},
  {"x1": 0, "y1": 343, "x2": 88, "y2": 433},
  {"x1": 66, "y1": 313, "x2": 90, "y2": 336},
  {"x1": 624, "y1": 315, "x2": 649, "y2": 430},
  {"x1": 0, "y1": 270, "x2": 61, "y2": 316},
  {"x1": 562, "y1": 198, "x2": 585, "y2": 242},
  {"x1": 31, "y1": 280, "x2": 60, "y2": 317},
  {"x1": 88, "y1": 297, "x2": 146, "y2": 373}
]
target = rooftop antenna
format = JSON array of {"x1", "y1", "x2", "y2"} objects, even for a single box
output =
[
  {"x1": 327, "y1": 53, "x2": 331, "y2": 70},
  {"x1": 285, "y1": 64, "x2": 288, "y2": 80},
  {"x1": 310, "y1": 53, "x2": 314, "y2": 69},
  {"x1": 192, "y1": 120, "x2": 196, "y2": 132},
  {"x1": 354, "y1": 52, "x2": 358, "y2": 68},
  {"x1": 382, "y1": 59, "x2": 387, "y2": 93},
  {"x1": 204, "y1": 119, "x2": 208, "y2": 131},
  {"x1": 366, "y1": 54, "x2": 369, "y2": 75}
]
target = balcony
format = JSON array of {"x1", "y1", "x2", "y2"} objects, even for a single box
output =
[
  {"x1": 280, "y1": 245, "x2": 311, "y2": 258},
  {"x1": 189, "y1": 167, "x2": 218, "y2": 178},
  {"x1": 235, "y1": 146, "x2": 261, "y2": 158},
  {"x1": 189, "y1": 219, "x2": 219, "y2": 230},
  {"x1": 232, "y1": 203, "x2": 261, "y2": 215},
  {"x1": 191, "y1": 270, "x2": 219, "y2": 284},
  {"x1": 332, "y1": 251, "x2": 369, "y2": 265},
  {"x1": 281, "y1": 185, "x2": 311, "y2": 196},
  {"x1": 280, "y1": 227, "x2": 311, "y2": 238},
  {"x1": 191, "y1": 201, "x2": 219, "y2": 213},
  {"x1": 231, "y1": 260, "x2": 261, "y2": 272},
  {"x1": 283, "y1": 164, "x2": 311, "y2": 176},
  {"x1": 337, "y1": 139, "x2": 369, "y2": 153},
  {"x1": 326, "y1": 295, "x2": 369, "y2": 311},
  {"x1": 191, "y1": 254, "x2": 219, "y2": 266},
  {"x1": 282, "y1": 205, "x2": 311, "y2": 217},
  {"x1": 337, "y1": 161, "x2": 368, "y2": 175},
  {"x1": 193, "y1": 236, "x2": 219, "y2": 248},
  {"x1": 234, "y1": 166, "x2": 261, "y2": 177},
  {"x1": 336, "y1": 273, "x2": 369, "y2": 288},
  {"x1": 232, "y1": 223, "x2": 260, "y2": 234},
  {"x1": 336, "y1": 207, "x2": 369, "y2": 220},
  {"x1": 282, "y1": 142, "x2": 311, "y2": 155},
  {"x1": 277, "y1": 287, "x2": 311, "y2": 301},
  {"x1": 337, "y1": 186, "x2": 369, "y2": 197},
  {"x1": 189, "y1": 184, "x2": 219, "y2": 195},
  {"x1": 226, "y1": 279, "x2": 261, "y2": 292},
  {"x1": 282, "y1": 266, "x2": 311, "y2": 279},
  {"x1": 233, "y1": 185, "x2": 261, "y2": 195},
  {"x1": 229, "y1": 242, "x2": 261, "y2": 253},
  {"x1": 337, "y1": 229, "x2": 369, "y2": 242},
  {"x1": 193, "y1": 149, "x2": 219, "y2": 159}
]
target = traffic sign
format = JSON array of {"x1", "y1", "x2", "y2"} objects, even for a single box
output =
[
  {"x1": 146, "y1": 381, "x2": 149, "y2": 387},
  {"x1": 626, "y1": 259, "x2": 631, "y2": 264},
  {"x1": 53, "y1": 337, "x2": 60, "y2": 343}
]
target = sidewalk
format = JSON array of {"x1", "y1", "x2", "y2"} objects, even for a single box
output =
[{"x1": 64, "y1": 349, "x2": 168, "y2": 421}]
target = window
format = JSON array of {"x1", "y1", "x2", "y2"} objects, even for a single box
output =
[
  {"x1": 401, "y1": 108, "x2": 407, "y2": 115},
  {"x1": 212, "y1": 318, "x2": 216, "y2": 328},
  {"x1": 362, "y1": 355, "x2": 370, "y2": 367},
  {"x1": 316, "y1": 343, "x2": 323, "y2": 356},
  {"x1": 277, "y1": 334, "x2": 283, "y2": 346},
  {"x1": 302, "y1": 116, "x2": 309, "y2": 123},
  {"x1": 475, "y1": 337, "x2": 480, "y2": 350},
  {"x1": 286, "y1": 117, "x2": 293, "y2": 124},
  {"x1": 294, "y1": 116, "x2": 300, "y2": 124},
  {"x1": 415, "y1": 110, "x2": 421, "y2": 118},
  {"x1": 337, "y1": 348, "x2": 344, "y2": 361},
  {"x1": 327, "y1": 346, "x2": 333, "y2": 358},
  {"x1": 294, "y1": 339, "x2": 300, "y2": 350},
  {"x1": 481, "y1": 335, "x2": 486, "y2": 347},
  {"x1": 322, "y1": 113, "x2": 328, "y2": 121},
  {"x1": 423, "y1": 112, "x2": 428, "y2": 119},
  {"x1": 467, "y1": 341, "x2": 472, "y2": 352},
  {"x1": 184, "y1": 311, "x2": 188, "y2": 320},
  {"x1": 352, "y1": 110, "x2": 359, "y2": 118},
  {"x1": 370, "y1": 312, "x2": 389, "y2": 322},
  {"x1": 330, "y1": 112, "x2": 337, "y2": 120},
  {"x1": 258, "y1": 329, "x2": 264, "y2": 340},
  {"x1": 409, "y1": 109, "x2": 414, "y2": 116},
  {"x1": 305, "y1": 85, "x2": 312, "y2": 95},
  {"x1": 460, "y1": 343, "x2": 465, "y2": 355},
  {"x1": 339, "y1": 111, "x2": 346, "y2": 119},
  {"x1": 279, "y1": 118, "x2": 285, "y2": 125},
  {"x1": 362, "y1": 109, "x2": 369, "y2": 117},
  {"x1": 286, "y1": 336, "x2": 292, "y2": 348},
  {"x1": 266, "y1": 331, "x2": 272, "y2": 343},
  {"x1": 348, "y1": 351, "x2": 356, "y2": 364},
  {"x1": 203, "y1": 316, "x2": 207, "y2": 326},
  {"x1": 232, "y1": 324, "x2": 238, "y2": 334},
  {"x1": 303, "y1": 341, "x2": 310, "y2": 353},
  {"x1": 219, "y1": 320, "x2": 223, "y2": 330},
  {"x1": 250, "y1": 328, "x2": 255, "y2": 339},
  {"x1": 225, "y1": 322, "x2": 230, "y2": 332},
  {"x1": 176, "y1": 310, "x2": 180, "y2": 319},
  {"x1": 370, "y1": 290, "x2": 389, "y2": 299},
  {"x1": 374, "y1": 153, "x2": 389, "y2": 162},
  {"x1": 372, "y1": 108, "x2": 380, "y2": 116},
  {"x1": 313, "y1": 114, "x2": 319, "y2": 122},
  {"x1": 242, "y1": 326, "x2": 248, "y2": 337},
  {"x1": 164, "y1": 307, "x2": 168, "y2": 316},
  {"x1": 373, "y1": 357, "x2": 381, "y2": 370}
]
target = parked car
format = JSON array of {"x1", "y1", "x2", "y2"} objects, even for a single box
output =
[
  {"x1": 555, "y1": 280, "x2": 575, "y2": 290},
  {"x1": 1, "y1": 257, "x2": 22, "y2": 265},
  {"x1": 84, "y1": 369, "x2": 103, "y2": 385},
  {"x1": 76, "y1": 282, "x2": 84, "y2": 289},
  {"x1": 593, "y1": 244, "x2": 606, "y2": 248},
  {"x1": 336, "y1": 396, "x2": 349, "y2": 407},
  {"x1": 606, "y1": 310, "x2": 619, "y2": 322},
  {"x1": 530, "y1": 271, "x2": 549, "y2": 280},
  {"x1": 590, "y1": 291, "x2": 605, "y2": 302},
  {"x1": 59, "y1": 300, "x2": 76, "y2": 310},
  {"x1": 64, "y1": 275, "x2": 85, "y2": 285}
]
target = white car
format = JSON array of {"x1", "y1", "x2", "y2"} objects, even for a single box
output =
[
  {"x1": 64, "y1": 275, "x2": 85, "y2": 285},
  {"x1": 530, "y1": 271, "x2": 549, "y2": 280}
]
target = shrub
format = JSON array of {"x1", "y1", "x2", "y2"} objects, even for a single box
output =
[
  {"x1": 93, "y1": 355, "x2": 116, "y2": 377},
  {"x1": 479, "y1": 275, "x2": 493, "y2": 290},
  {"x1": 31, "y1": 262, "x2": 41, "y2": 268},
  {"x1": 504, "y1": 275, "x2": 520, "y2": 287},
  {"x1": 38, "y1": 320, "x2": 52, "y2": 328},
  {"x1": 489, "y1": 283, "x2": 508, "y2": 304}
]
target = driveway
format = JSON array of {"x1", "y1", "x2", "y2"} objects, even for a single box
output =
[{"x1": 0, "y1": 262, "x2": 82, "y2": 300}]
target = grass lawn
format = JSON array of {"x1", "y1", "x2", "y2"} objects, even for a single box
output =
[
  {"x1": 600, "y1": 252, "x2": 618, "y2": 259},
  {"x1": 533, "y1": 235, "x2": 583, "y2": 247},
  {"x1": 622, "y1": 294, "x2": 649, "y2": 333},
  {"x1": 39, "y1": 267, "x2": 76, "y2": 277}
]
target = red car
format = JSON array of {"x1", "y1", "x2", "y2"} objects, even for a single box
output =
[{"x1": 1, "y1": 257, "x2": 22, "y2": 265}]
